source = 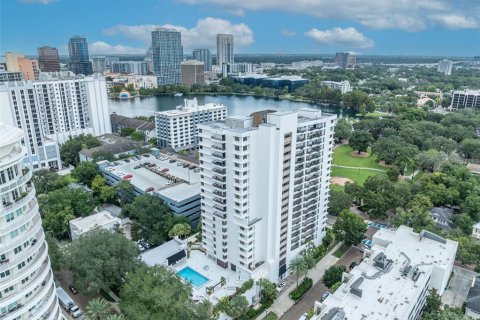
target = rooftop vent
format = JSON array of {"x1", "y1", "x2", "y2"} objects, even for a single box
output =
[
  {"x1": 373, "y1": 252, "x2": 393, "y2": 271},
  {"x1": 419, "y1": 230, "x2": 447, "y2": 244},
  {"x1": 412, "y1": 268, "x2": 421, "y2": 282},
  {"x1": 350, "y1": 277, "x2": 364, "y2": 298}
]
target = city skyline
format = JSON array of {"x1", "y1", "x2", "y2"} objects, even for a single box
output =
[{"x1": 2, "y1": 0, "x2": 479, "y2": 57}]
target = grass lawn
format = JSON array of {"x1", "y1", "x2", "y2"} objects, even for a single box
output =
[
  {"x1": 331, "y1": 166, "x2": 381, "y2": 186},
  {"x1": 333, "y1": 244, "x2": 350, "y2": 258},
  {"x1": 333, "y1": 145, "x2": 384, "y2": 170},
  {"x1": 263, "y1": 312, "x2": 278, "y2": 320},
  {"x1": 330, "y1": 184, "x2": 345, "y2": 192}
]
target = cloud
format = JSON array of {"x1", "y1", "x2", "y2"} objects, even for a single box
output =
[
  {"x1": 19, "y1": 0, "x2": 56, "y2": 3},
  {"x1": 178, "y1": 0, "x2": 479, "y2": 31},
  {"x1": 103, "y1": 17, "x2": 254, "y2": 51},
  {"x1": 281, "y1": 29, "x2": 297, "y2": 37},
  {"x1": 88, "y1": 41, "x2": 146, "y2": 55},
  {"x1": 305, "y1": 27, "x2": 374, "y2": 49}
]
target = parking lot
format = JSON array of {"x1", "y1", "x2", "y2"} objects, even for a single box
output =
[{"x1": 442, "y1": 266, "x2": 477, "y2": 307}]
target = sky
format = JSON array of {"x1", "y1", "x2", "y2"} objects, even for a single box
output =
[{"x1": 1, "y1": 0, "x2": 479, "y2": 57}]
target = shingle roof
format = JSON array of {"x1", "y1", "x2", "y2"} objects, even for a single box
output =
[
  {"x1": 110, "y1": 113, "x2": 155, "y2": 131},
  {"x1": 467, "y1": 277, "x2": 480, "y2": 313},
  {"x1": 79, "y1": 134, "x2": 148, "y2": 158}
]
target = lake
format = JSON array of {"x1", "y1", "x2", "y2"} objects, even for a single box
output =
[{"x1": 108, "y1": 95, "x2": 355, "y2": 118}]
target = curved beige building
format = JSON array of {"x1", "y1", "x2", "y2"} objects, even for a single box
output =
[{"x1": 0, "y1": 123, "x2": 61, "y2": 319}]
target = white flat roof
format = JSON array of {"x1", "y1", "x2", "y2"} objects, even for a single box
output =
[
  {"x1": 70, "y1": 211, "x2": 120, "y2": 233},
  {"x1": 157, "y1": 103, "x2": 226, "y2": 117},
  {"x1": 141, "y1": 238, "x2": 185, "y2": 266},
  {"x1": 318, "y1": 226, "x2": 457, "y2": 320},
  {"x1": 104, "y1": 156, "x2": 201, "y2": 201}
]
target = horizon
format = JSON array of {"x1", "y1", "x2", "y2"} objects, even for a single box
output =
[{"x1": 2, "y1": 0, "x2": 479, "y2": 57}]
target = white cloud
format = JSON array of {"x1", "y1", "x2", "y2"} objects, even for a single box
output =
[
  {"x1": 103, "y1": 17, "x2": 254, "y2": 51},
  {"x1": 88, "y1": 41, "x2": 146, "y2": 55},
  {"x1": 305, "y1": 27, "x2": 374, "y2": 49},
  {"x1": 19, "y1": 0, "x2": 57, "y2": 3},
  {"x1": 281, "y1": 29, "x2": 297, "y2": 37},
  {"x1": 179, "y1": 0, "x2": 479, "y2": 31}
]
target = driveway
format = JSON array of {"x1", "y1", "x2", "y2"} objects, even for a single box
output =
[
  {"x1": 442, "y1": 266, "x2": 477, "y2": 307},
  {"x1": 280, "y1": 246, "x2": 362, "y2": 320}
]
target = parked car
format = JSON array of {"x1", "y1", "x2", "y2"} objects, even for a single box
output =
[
  {"x1": 143, "y1": 154, "x2": 150, "y2": 157},
  {"x1": 124, "y1": 159, "x2": 130, "y2": 163},
  {"x1": 349, "y1": 261, "x2": 357, "y2": 270},
  {"x1": 161, "y1": 168, "x2": 169, "y2": 173},
  {"x1": 176, "y1": 162, "x2": 183, "y2": 166},
  {"x1": 169, "y1": 159, "x2": 176, "y2": 163},
  {"x1": 122, "y1": 174, "x2": 133, "y2": 180},
  {"x1": 143, "y1": 162, "x2": 150, "y2": 166},
  {"x1": 183, "y1": 163, "x2": 190, "y2": 168},
  {"x1": 145, "y1": 187, "x2": 154, "y2": 192},
  {"x1": 68, "y1": 285, "x2": 78, "y2": 295},
  {"x1": 134, "y1": 164, "x2": 142, "y2": 169},
  {"x1": 276, "y1": 282, "x2": 286, "y2": 292},
  {"x1": 321, "y1": 292, "x2": 331, "y2": 301},
  {"x1": 137, "y1": 244, "x2": 145, "y2": 252},
  {"x1": 70, "y1": 305, "x2": 83, "y2": 318}
]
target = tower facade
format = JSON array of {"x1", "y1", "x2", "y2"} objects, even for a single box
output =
[
  {"x1": 151, "y1": 29, "x2": 183, "y2": 85},
  {"x1": 0, "y1": 123, "x2": 62, "y2": 320}
]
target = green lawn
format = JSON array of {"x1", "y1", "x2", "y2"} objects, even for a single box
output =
[
  {"x1": 332, "y1": 244, "x2": 350, "y2": 258},
  {"x1": 332, "y1": 166, "x2": 381, "y2": 186},
  {"x1": 263, "y1": 312, "x2": 278, "y2": 320},
  {"x1": 333, "y1": 145, "x2": 384, "y2": 170},
  {"x1": 330, "y1": 184, "x2": 345, "y2": 192},
  {"x1": 363, "y1": 111, "x2": 394, "y2": 118}
]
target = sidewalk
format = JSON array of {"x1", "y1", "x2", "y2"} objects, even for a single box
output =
[{"x1": 266, "y1": 242, "x2": 342, "y2": 319}]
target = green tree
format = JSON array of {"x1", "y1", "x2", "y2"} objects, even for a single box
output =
[
  {"x1": 289, "y1": 256, "x2": 308, "y2": 288},
  {"x1": 168, "y1": 223, "x2": 192, "y2": 239},
  {"x1": 334, "y1": 119, "x2": 352, "y2": 143},
  {"x1": 122, "y1": 194, "x2": 182, "y2": 245},
  {"x1": 115, "y1": 180, "x2": 135, "y2": 204},
  {"x1": 386, "y1": 166, "x2": 401, "y2": 181},
  {"x1": 148, "y1": 137, "x2": 158, "y2": 146},
  {"x1": 224, "y1": 295, "x2": 249, "y2": 320},
  {"x1": 348, "y1": 131, "x2": 374, "y2": 154},
  {"x1": 84, "y1": 298, "x2": 112, "y2": 320},
  {"x1": 45, "y1": 233, "x2": 64, "y2": 271},
  {"x1": 73, "y1": 161, "x2": 99, "y2": 187},
  {"x1": 452, "y1": 213, "x2": 474, "y2": 235},
  {"x1": 372, "y1": 136, "x2": 419, "y2": 167},
  {"x1": 416, "y1": 150, "x2": 448, "y2": 172},
  {"x1": 462, "y1": 195, "x2": 480, "y2": 221},
  {"x1": 91, "y1": 174, "x2": 107, "y2": 195},
  {"x1": 423, "y1": 136, "x2": 457, "y2": 154},
  {"x1": 120, "y1": 127, "x2": 135, "y2": 137},
  {"x1": 104, "y1": 315, "x2": 125, "y2": 320},
  {"x1": 322, "y1": 265, "x2": 347, "y2": 289},
  {"x1": 392, "y1": 207, "x2": 437, "y2": 233},
  {"x1": 257, "y1": 278, "x2": 277, "y2": 305},
  {"x1": 332, "y1": 210, "x2": 367, "y2": 246},
  {"x1": 65, "y1": 229, "x2": 140, "y2": 294},
  {"x1": 131, "y1": 131, "x2": 146, "y2": 141},
  {"x1": 423, "y1": 289, "x2": 442, "y2": 315},
  {"x1": 60, "y1": 134, "x2": 101, "y2": 166},
  {"x1": 455, "y1": 236, "x2": 480, "y2": 265},
  {"x1": 327, "y1": 190, "x2": 353, "y2": 216},
  {"x1": 99, "y1": 186, "x2": 117, "y2": 204},
  {"x1": 359, "y1": 103, "x2": 367, "y2": 116},
  {"x1": 120, "y1": 264, "x2": 207, "y2": 320},
  {"x1": 92, "y1": 150, "x2": 115, "y2": 162},
  {"x1": 459, "y1": 138, "x2": 480, "y2": 160},
  {"x1": 32, "y1": 170, "x2": 69, "y2": 194}
]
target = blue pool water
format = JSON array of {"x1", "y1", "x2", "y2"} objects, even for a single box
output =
[{"x1": 177, "y1": 267, "x2": 209, "y2": 288}]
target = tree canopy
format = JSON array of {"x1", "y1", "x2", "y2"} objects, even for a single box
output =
[
  {"x1": 60, "y1": 134, "x2": 101, "y2": 166},
  {"x1": 332, "y1": 210, "x2": 367, "y2": 246}
]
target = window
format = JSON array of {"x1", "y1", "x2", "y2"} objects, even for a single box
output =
[
  {"x1": 0, "y1": 270, "x2": 10, "y2": 278},
  {"x1": 5, "y1": 213, "x2": 14, "y2": 223}
]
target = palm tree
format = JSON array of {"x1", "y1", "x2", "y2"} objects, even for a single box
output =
[
  {"x1": 289, "y1": 256, "x2": 308, "y2": 288},
  {"x1": 84, "y1": 298, "x2": 112, "y2": 320},
  {"x1": 105, "y1": 315, "x2": 125, "y2": 320}
]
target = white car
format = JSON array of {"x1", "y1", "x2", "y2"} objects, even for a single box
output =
[
  {"x1": 70, "y1": 305, "x2": 83, "y2": 318},
  {"x1": 276, "y1": 282, "x2": 286, "y2": 292}
]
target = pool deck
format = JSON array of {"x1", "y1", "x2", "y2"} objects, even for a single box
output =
[{"x1": 173, "y1": 251, "x2": 250, "y2": 303}]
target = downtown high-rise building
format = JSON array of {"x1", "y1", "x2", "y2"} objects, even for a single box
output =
[
  {"x1": 193, "y1": 49, "x2": 212, "y2": 71},
  {"x1": 37, "y1": 46, "x2": 60, "y2": 72},
  {"x1": 92, "y1": 56, "x2": 107, "y2": 74},
  {"x1": 68, "y1": 36, "x2": 93, "y2": 76},
  {"x1": 0, "y1": 73, "x2": 111, "y2": 170},
  {"x1": 4, "y1": 53, "x2": 39, "y2": 80},
  {"x1": 198, "y1": 108, "x2": 336, "y2": 282},
  {"x1": 151, "y1": 28, "x2": 183, "y2": 85},
  {"x1": 181, "y1": 60, "x2": 205, "y2": 86},
  {"x1": 0, "y1": 122, "x2": 62, "y2": 320},
  {"x1": 437, "y1": 59, "x2": 453, "y2": 76},
  {"x1": 335, "y1": 52, "x2": 356, "y2": 68},
  {"x1": 216, "y1": 34, "x2": 234, "y2": 68}
]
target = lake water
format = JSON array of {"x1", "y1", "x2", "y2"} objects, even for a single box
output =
[{"x1": 108, "y1": 95, "x2": 354, "y2": 118}]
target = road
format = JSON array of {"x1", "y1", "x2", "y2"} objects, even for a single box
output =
[{"x1": 279, "y1": 246, "x2": 363, "y2": 320}]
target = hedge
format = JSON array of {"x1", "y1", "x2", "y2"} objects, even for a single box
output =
[{"x1": 289, "y1": 277, "x2": 313, "y2": 300}]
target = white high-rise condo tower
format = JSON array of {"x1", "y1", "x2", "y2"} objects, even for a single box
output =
[
  {"x1": 0, "y1": 73, "x2": 111, "y2": 170},
  {"x1": 437, "y1": 59, "x2": 453, "y2": 75},
  {"x1": 198, "y1": 108, "x2": 336, "y2": 283},
  {"x1": 216, "y1": 34, "x2": 234, "y2": 68},
  {"x1": 0, "y1": 123, "x2": 62, "y2": 320}
]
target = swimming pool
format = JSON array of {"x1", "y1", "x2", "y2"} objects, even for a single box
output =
[{"x1": 177, "y1": 267, "x2": 209, "y2": 288}]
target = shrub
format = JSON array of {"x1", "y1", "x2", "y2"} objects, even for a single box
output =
[
  {"x1": 236, "y1": 278, "x2": 254, "y2": 295},
  {"x1": 289, "y1": 277, "x2": 313, "y2": 300}
]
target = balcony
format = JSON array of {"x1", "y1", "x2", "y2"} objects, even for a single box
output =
[
  {"x1": 212, "y1": 160, "x2": 225, "y2": 167},
  {"x1": 212, "y1": 182, "x2": 226, "y2": 190},
  {"x1": 212, "y1": 167, "x2": 226, "y2": 175},
  {"x1": 211, "y1": 144, "x2": 225, "y2": 151},
  {"x1": 213, "y1": 197, "x2": 226, "y2": 205},
  {"x1": 213, "y1": 190, "x2": 226, "y2": 197},
  {"x1": 212, "y1": 152, "x2": 225, "y2": 159},
  {"x1": 1, "y1": 186, "x2": 36, "y2": 214},
  {"x1": 211, "y1": 134, "x2": 225, "y2": 142},
  {"x1": 0, "y1": 168, "x2": 32, "y2": 194},
  {"x1": 213, "y1": 204, "x2": 226, "y2": 212},
  {"x1": 213, "y1": 175, "x2": 226, "y2": 182}
]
